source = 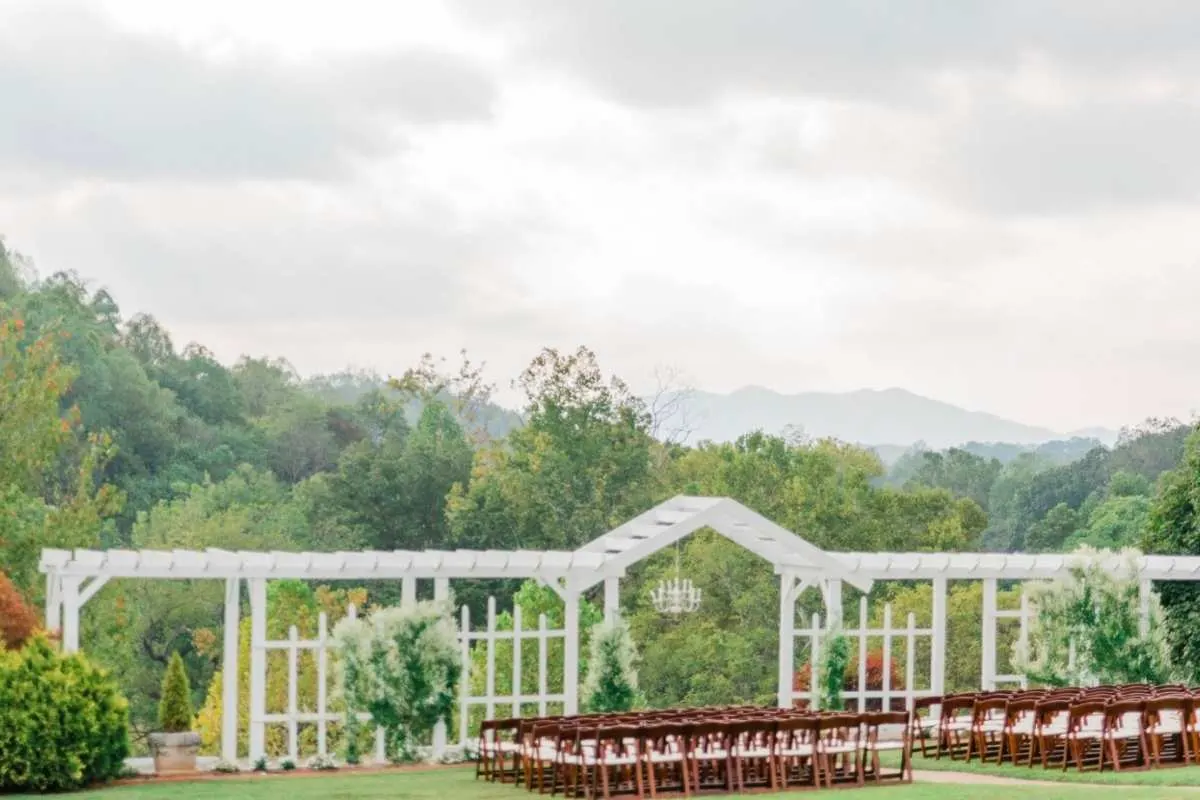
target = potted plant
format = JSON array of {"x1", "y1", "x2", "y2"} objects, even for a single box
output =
[{"x1": 149, "y1": 652, "x2": 201, "y2": 774}]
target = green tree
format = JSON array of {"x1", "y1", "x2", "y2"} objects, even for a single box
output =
[
  {"x1": 582, "y1": 618, "x2": 641, "y2": 713},
  {"x1": 158, "y1": 652, "x2": 195, "y2": 732},
  {"x1": 231, "y1": 356, "x2": 300, "y2": 419},
  {"x1": 903, "y1": 448, "x2": 1003, "y2": 509},
  {"x1": 0, "y1": 316, "x2": 121, "y2": 596},
  {"x1": 328, "y1": 400, "x2": 469, "y2": 553},
  {"x1": 1143, "y1": 429, "x2": 1200, "y2": 679},
  {"x1": 259, "y1": 394, "x2": 342, "y2": 482},
  {"x1": 1024, "y1": 503, "x2": 1081, "y2": 552},
  {"x1": 447, "y1": 347, "x2": 658, "y2": 556},
  {"x1": 85, "y1": 467, "x2": 304, "y2": 733},
  {"x1": 1065, "y1": 494, "x2": 1151, "y2": 551}
]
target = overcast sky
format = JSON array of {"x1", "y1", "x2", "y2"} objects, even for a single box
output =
[{"x1": 2, "y1": 1, "x2": 1200, "y2": 431}]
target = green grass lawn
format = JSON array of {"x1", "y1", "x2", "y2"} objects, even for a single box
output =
[
  {"x1": 18, "y1": 767, "x2": 1200, "y2": 800},
  {"x1": 904, "y1": 751, "x2": 1200, "y2": 786}
]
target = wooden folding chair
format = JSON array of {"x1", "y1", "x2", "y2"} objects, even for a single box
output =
[{"x1": 861, "y1": 711, "x2": 911, "y2": 783}]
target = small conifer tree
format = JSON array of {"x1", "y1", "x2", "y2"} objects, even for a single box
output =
[
  {"x1": 818, "y1": 630, "x2": 852, "y2": 710},
  {"x1": 582, "y1": 617, "x2": 640, "y2": 713},
  {"x1": 158, "y1": 652, "x2": 195, "y2": 732}
]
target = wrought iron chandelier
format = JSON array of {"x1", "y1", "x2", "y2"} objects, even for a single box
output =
[{"x1": 650, "y1": 542, "x2": 701, "y2": 614}]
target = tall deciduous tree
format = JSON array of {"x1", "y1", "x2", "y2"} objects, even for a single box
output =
[
  {"x1": 1143, "y1": 429, "x2": 1200, "y2": 679},
  {"x1": 86, "y1": 467, "x2": 303, "y2": 733},
  {"x1": 0, "y1": 316, "x2": 121, "y2": 596},
  {"x1": 448, "y1": 347, "x2": 658, "y2": 553},
  {"x1": 327, "y1": 399, "x2": 471, "y2": 553}
]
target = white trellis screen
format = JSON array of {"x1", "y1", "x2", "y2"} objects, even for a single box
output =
[
  {"x1": 255, "y1": 597, "x2": 566, "y2": 762},
  {"x1": 790, "y1": 598, "x2": 936, "y2": 712},
  {"x1": 985, "y1": 582, "x2": 1033, "y2": 690}
]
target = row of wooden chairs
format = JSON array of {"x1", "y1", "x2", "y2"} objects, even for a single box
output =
[
  {"x1": 911, "y1": 684, "x2": 1200, "y2": 773},
  {"x1": 479, "y1": 707, "x2": 912, "y2": 797}
]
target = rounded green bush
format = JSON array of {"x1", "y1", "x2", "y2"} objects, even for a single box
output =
[{"x1": 0, "y1": 636, "x2": 130, "y2": 792}]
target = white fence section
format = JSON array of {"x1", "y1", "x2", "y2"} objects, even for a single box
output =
[
  {"x1": 253, "y1": 597, "x2": 567, "y2": 762},
  {"x1": 985, "y1": 583, "x2": 1034, "y2": 690},
  {"x1": 790, "y1": 598, "x2": 936, "y2": 712},
  {"x1": 457, "y1": 598, "x2": 566, "y2": 746}
]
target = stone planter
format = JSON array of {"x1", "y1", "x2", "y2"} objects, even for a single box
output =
[{"x1": 149, "y1": 731, "x2": 201, "y2": 775}]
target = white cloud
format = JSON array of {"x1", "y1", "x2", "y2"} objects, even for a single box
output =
[{"x1": 4, "y1": 0, "x2": 1200, "y2": 432}]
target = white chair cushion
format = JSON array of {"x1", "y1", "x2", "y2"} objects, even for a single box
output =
[
  {"x1": 646, "y1": 751, "x2": 684, "y2": 764},
  {"x1": 779, "y1": 745, "x2": 814, "y2": 757},
  {"x1": 694, "y1": 749, "x2": 729, "y2": 760}
]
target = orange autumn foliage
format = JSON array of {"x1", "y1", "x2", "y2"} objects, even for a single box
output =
[
  {"x1": 0, "y1": 570, "x2": 39, "y2": 649},
  {"x1": 793, "y1": 649, "x2": 905, "y2": 710}
]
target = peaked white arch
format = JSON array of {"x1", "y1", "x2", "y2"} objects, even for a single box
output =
[{"x1": 574, "y1": 495, "x2": 874, "y2": 593}]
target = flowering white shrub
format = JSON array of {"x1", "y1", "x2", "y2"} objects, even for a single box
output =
[
  {"x1": 333, "y1": 600, "x2": 461, "y2": 763},
  {"x1": 1013, "y1": 547, "x2": 1176, "y2": 686},
  {"x1": 211, "y1": 759, "x2": 239, "y2": 774},
  {"x1": 306, "y1": 754, "x2": 338, "y2": 771}
]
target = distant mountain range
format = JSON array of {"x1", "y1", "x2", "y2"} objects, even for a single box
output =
[
  {"x1": 664, "y1": 386, "x2": 1119, "y2": 452},
  {"x1": 307, "y1": 372, "x2": 1121, "y2": 459}
]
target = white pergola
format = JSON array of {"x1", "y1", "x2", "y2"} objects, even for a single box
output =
[{"x1": 39, "y1": 494, "x2": 1200, "y2": 762}]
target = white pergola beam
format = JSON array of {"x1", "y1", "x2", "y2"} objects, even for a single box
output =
[
  {"x1": 78, "y1": 575, "x2": 110, "y2": 606},
  {"x1": 39, "y1": 547, "x2": 609, "y2": 581}
]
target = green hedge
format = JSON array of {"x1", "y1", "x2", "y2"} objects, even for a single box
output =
[{"x1": 0, "y1": 636, "x2": 130, "y2": 792}]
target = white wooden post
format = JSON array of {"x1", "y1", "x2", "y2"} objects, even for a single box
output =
[
  {"x1": 512, "y1": 605, "x2": 524, "y2": 718},
  {"x1": 432, "y1": 579, "x2": 449, "y2": 758},
  {"x1": 1018, "y1": 590, "x2": 1031, "y2": 689},
  {"x1": 459, "y1": 604, "x2": 470, "y2": 747},
  {"x1": 375, "y1": 724, "x2": 387, "y2": 763},
  {"x1": 44, "y1": 572, "x2": 61, "y2": 637},
  {"x1": 931, "y1": 577, "x2": 947, "y2": 697},
  {"x1": 317, "y1": 612, "x2": 328, "y2": 757},
  {"x1": 821, "y1": 579, "x2": 843, "y2": 629},
  {"x1": 402, "y1": 576, "x2": 416, "y2": 609},
  {"x1": 537, "y1": 614, "x2": 549, "y2": 717},
  {"x1": 60, "y1": 576, "x2": 82, "y2": 653},
  {"x1": 777, "y1": 571, "x2": 796, "y2": 709},
  {"x1": 1139, "y1": 579, "x2": 1152, "y2": 636},
  {"x1": 221, "y1": 577, "x2": 240, "y2": 763},
  {"x1": 856, "y1": 597, "x2": 868, "y2": 713},
  {"x1": 287, "y1": 625, "x2": 299, "y2": 762},
  {"x1": 882, "y1": 604, "x2": 893, "y2": 711},
  {"x1": 483, "y1": 597, "x2": 498, "y2": 721},
  {"x1": 248, "y1": 578, "x2": 267, "y2": 762},
  {"x1": 809, "y1": 613, "x2": 821, "y2": 709},
  {"x1": 981, "y1": 578, "x2": 997, "y2": 691},
  {"x1": 563, "y1": 585, "x2": 582, "y2": 714},
  {"x1": 905, "y1": 613, "x2": 917, "y2": 712},
  {"x1": 603, "y1": 577, "x2": 620, "y2": 623}
]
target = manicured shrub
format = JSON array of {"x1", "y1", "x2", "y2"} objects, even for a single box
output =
[
  {"x1": 582, "y1": 617, "x2": 641, "y2": 713},
  {"x1": 158, "y1": 651, "x2": 194, "y2": 732},
  {"x1": 0, "y1": 636, "x2": 130, "y2": 792},
  {"x1": 0, "y1": 570, "x2": 38, "y2": 649}
]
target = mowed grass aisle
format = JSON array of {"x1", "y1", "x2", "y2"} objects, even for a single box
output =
[
  {"x1": 19, "y1": 768, "x2": 1200, "y2": 800},
  {"x1": 901, "y1": 751, "x2": 1200, "y2": 786}
]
